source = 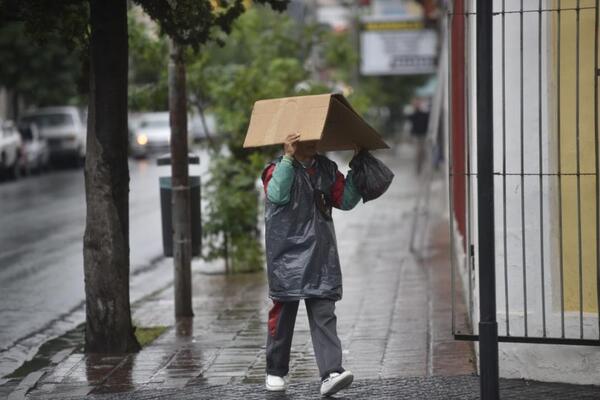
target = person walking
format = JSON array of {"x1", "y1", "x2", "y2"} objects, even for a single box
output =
[
  {"x1": 260, "y1": 133, "x2": 362, "y2": 396},
  {"x1": 407, "y1": 98, "x2": 430, "y2": 174}
]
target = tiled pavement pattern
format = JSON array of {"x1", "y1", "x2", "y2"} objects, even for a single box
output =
[
  {"x1": 69, "y1": 375, "x2": 600, "y2": 400},
  {"x1": 6, "y1": 147, "x2": 498, "y2": 399}
]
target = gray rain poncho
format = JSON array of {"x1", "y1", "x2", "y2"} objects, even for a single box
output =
[
  {"x1": 261, "y1": 152, "x2": 393, "y2": 302},
  {"x1": 262, "y1": 155, "x2": 348, "y2": 301}
]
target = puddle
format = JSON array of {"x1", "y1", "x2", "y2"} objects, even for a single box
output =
[{"x1": 7, "y1": 323, "x2": 84, "y2": 379}]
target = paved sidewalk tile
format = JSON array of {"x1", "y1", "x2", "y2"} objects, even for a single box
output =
[
  {"x1": 60, "y1": 375, "x2": 600, "y2": 400},
  {"x1": 23, "y1": 147, "x2": 476, "y2": 398}
]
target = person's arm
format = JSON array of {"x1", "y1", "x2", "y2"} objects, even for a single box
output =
[
  {"x1": 263, "y1": 155, "x2": 295, "y2": 205},
  {"x1": 331, "y1": 169, "x2": 361, "y2": 211},
  {"x1": 262, "y1": 133, "x2": 300, "y2": 205}
]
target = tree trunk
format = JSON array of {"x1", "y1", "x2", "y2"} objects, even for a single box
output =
[
  {"x1": 83, "y1": 0, "x2": 140, "y2": 353},
  {"x1": 168, "y1": 39, "x2": 193, "y2": 317}
]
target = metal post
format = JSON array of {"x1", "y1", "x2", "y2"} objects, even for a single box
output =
[
  {"x1": 168, "y1": 39, "x2": 194, "y2": 318},
  {"x1": 475, "y1": 0, "x2": 499, "y2": 399}
]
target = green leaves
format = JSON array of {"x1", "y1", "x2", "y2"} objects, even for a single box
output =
[
  {"x1": 128, "y1": 13, "x2": 169, "y2": 111},
  {"x1": 201, "y1": 152, "x2": 267, "y2": 272},
  {"x1": 134, "y1": 0, "x2": 289, "y2": 50},
  {"x1": 197, "y1": 6, "x2": 334, "y2": 272},
  {"x1": 0, "y1": 21, "x2": 85, "y2": 108},
  {"x1": 135, "y1": 0, "x2": 216, "y2": 49},
  {"x1": 196, "y1": 7, "x2": 304, "y2": 271}
]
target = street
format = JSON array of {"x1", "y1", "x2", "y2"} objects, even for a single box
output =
[{"x1": 0, "y1": 149, "x2": 211, "y2": 379}]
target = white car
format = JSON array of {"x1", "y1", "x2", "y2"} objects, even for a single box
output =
[
  {"x1": 19, "y1": 106, "x2": 86, "y2": 164},
  {"x1": 0, "y1": 119, "x2": 23, "y2": 180},
  {"x1": 129, "y1": 112, "x2": 195, "y2": 158},
  {"x1": 130, "y1": 112, "x2": 170, "y2": 157},
  {"x1": 18, "y1": 122, "x2": 49, "y2": 174}
]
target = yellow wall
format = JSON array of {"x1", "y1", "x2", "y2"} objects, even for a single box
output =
[{"x1": 554, "y1": 0, "x2": 598, "y2": 313}]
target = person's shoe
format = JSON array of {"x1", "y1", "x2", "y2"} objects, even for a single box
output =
[
  {"x1": 320, "y1": 370, "x2": 354, "y2": 396},
  {"x1": 265, "y1": 374, "x2": 287, "y2": 392}
]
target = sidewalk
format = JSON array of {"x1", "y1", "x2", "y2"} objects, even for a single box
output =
[
  {"x1": 6, "y1": 144, "x2": 599, "y2": 399},
  {"x1": 65, "y1": 375, "x2": 600, "y2": 399}
]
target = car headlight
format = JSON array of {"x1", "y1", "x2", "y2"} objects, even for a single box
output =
[{"x1": 137, "y1": 134, "x2": 148, "y2": 146}]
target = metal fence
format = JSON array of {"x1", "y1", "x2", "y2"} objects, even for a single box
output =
[{"x1": 448, "y1": 0, "x2": 600, "y2": 346}]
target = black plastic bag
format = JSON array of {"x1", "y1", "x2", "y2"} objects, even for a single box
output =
[{"x1": 349, "y1": 150, "x2": 394, "y2": 202}]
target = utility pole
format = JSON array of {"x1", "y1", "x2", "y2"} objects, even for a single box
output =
[
  {"x1": 476, "y1": 0, "x2": 499, "y2": 399},
  {"x1": 168, "y1": 38, "x2": 193, "y2": 317}
]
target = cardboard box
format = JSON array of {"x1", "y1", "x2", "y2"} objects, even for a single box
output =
[{"x1": 243, "y1": 93, "x2": 389, "y2": 152}]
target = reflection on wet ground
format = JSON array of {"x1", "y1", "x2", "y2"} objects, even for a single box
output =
[
  {"x1": 22, "y1": 270, "x2": 271, "y2": 397},
  {"x1": 0, "y1": 149, "x2": 212, "y2": 379},
  {"x1": 7, "y1": 147, "x2": 476, "y2": 398}
]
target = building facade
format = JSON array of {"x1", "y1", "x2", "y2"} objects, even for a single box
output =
[{"x1": 449, "y1": 0, "x2": 600, "y2": 385}]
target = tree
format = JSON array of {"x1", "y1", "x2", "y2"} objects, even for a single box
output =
[
  {"x1": 83, "y1": 0, "x2": 140, "y2": 353},
  {"x1": 0, "y1": 1, "x2": 87, "y2": 119},
  {"x1": 139, "y1": 0, "x2": 288, "y2": 313},
  {"x1": 192, "y1": 8, "x2": 428, "y2": 273},
  {"x1": 128, "y1": 12, "x2": 169, "y2": 112},
  {"x1": 193, "y1": 7, "x2": 326, "y2": 272},
  {"x1": 0, "y1": 22, "x2": 84, "y2": 119},
  {"x1": 188, "y1": 9, "x2": 315, "y2": 272},
  {"x1": 1, "y1": 0, "x2": 288, "y2": 352},
  {"x1": 167, "y1": 37, "x2": 193, "y2": 317},
  {"x1": 105, "y1": 4, "x2": 426, "y2": 281}
]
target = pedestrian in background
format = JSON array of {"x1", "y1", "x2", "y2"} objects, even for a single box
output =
[
  {"x1": 260, "y1": 133, "x2": 363, "y2": 396},
  {"x1": 407, "y1": 98, "x2": 430, "y2": 174}
]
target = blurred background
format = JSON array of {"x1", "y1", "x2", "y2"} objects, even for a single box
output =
[
  {"x1": 0, "y1": 0, "x2": 439, "y2": 160},
  {"x1": 0, "y1": 0, "x2": 443, "y2": 384}
]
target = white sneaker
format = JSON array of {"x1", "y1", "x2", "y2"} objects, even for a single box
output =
[
  {"x1": 265, "y1": 374, "x2": 287, "y2": 392},
  {"x1": 320, "y1": 370, "x2": 354, "y2": 396}
]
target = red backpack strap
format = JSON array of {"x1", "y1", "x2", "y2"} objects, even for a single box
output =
[{"x1": 261, "y1": 163, "x2": 277, "y2": 194}]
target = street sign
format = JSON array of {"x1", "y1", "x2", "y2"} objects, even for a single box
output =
[{"x1": 360, "y1": 17, "x2": 437, "y2": 76}]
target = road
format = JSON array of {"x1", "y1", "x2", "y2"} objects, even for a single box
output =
[{"x1": 0, "y1": 150, "x2": 210, "y2": 378}]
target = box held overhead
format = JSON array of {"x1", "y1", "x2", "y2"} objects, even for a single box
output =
[{"x1": 243, "y1": 93, "x2": 389, "y2": 152}]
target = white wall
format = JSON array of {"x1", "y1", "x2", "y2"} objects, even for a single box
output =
[{"x1": 457, "y1": 0, "x2": 600, "y2": 385}]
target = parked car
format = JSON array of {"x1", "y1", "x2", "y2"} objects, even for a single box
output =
[
  {"x1": 19, "y1": 106, "x2": 86, "y2": 165},
  {"x1": 0, "y1": 119, "x2": 23, "y2": 180},
  {"x1": 17, "y1": 122, "x2": 49, "y2": 175}
]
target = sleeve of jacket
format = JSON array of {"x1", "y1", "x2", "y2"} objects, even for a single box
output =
[
  {"x1": 331, "y1": 169, "x2": 361, "y2": 211},
  {"x1": 262, "y1": 155, "x2": 295, "y2": 205}
]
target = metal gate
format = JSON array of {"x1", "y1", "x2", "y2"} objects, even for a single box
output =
[{"x1": 447, "y1": 0, "x2": 600, "y2": 376}]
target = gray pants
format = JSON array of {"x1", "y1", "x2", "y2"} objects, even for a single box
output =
[{"x1": 266, "y1": 298, "x2": 344, "y2": 380}]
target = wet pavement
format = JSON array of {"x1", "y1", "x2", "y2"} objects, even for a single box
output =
[
  {"x1": 0, "y1": 149, "x2": 211, "y2": 379},
  {"x1": 4, "y1": 145, "x2": 598, "y2": 398},
  {"x1": 0, "y1": 146, "x2": 485, "y2": 399},
  {"x1": 54, "y1": 375, "x2": 600, "y2": 400}
]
